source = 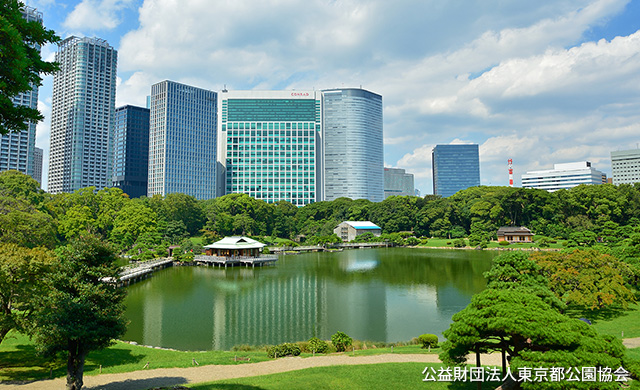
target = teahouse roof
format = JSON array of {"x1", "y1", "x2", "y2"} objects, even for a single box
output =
[
  {"x1": 204, "y1": 236, "x2": 266, "y2": 250},
  {"x1": 496, "y1": 226, "x2": 533, "y2": 236}
]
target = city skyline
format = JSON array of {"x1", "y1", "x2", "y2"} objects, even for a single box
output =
[{"x1": 22, "y1": 0, "x2": 640, "y2": 194}]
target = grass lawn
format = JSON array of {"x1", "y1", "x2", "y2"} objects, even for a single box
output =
[
  {"x1": 417, "y1": 237, "x2": 563, "y2": 250},
  {"x1": 589, "y1": 303, "x2": 640, "y2": 339},
  {"x1": 188, "y1": 363, "x2": 502, "y2": 390},
  {"x1": 0, "y1": 332, "x2": 434, "y2": 382}
]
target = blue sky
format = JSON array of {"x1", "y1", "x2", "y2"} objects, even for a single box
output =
[{"x1": 26, "y1": 0, "x2": 640, "y2": 194}]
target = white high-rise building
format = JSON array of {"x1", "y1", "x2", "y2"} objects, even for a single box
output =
[
  {"x1": 611, "y1": 149, "x2": 640, "y2": 185},
  {"x1": 521, "y1": 161, "x2": 606, "y2": 192},
  {"x1": 0, "y1": 6, "x2": 42, "y2": 180},
  {"x1": 48, "y1": 37, "x2": 117, "y2": 193},
  {"x1": 322, "y1": 88, "x2": 383, "y2": 202},
  {"x1": 148, "y1": 80, "x2": 217, "y2": 200}
]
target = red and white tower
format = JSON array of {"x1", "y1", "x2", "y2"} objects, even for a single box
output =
[{"x1": 508, "y1": 159, "x2": 514, "y2": 187}]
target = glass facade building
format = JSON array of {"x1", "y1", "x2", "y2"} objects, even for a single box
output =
[
  {"x1": 384, "y1": 168, "x2": 415, "y2": 198},
  {"x1": 48, "y1": 36, "x2": 117, "y2": 193},
  {"x1": 112, "y1": 105, "x2": 150, "y2": 198},
  {"x1": 322, "y1": 88, "x2": 384, "y2": 202},
  {"x1": 148, "y1": 80, "x2": 217, "y2": 200},
  {"x1": 432, "y1": 144, "x2": 480, "y2": 197},
  {"x1": 33, "y1": 147, "x2": 43, "y2": 186},
  {"x1": 221, "y1": 90, "x2": 321, "y2": 205},
  {"x1": 0, "y1": 7, "x2": 42, "y2": 181}
]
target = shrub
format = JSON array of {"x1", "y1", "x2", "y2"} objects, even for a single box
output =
[
  {"x1": 308, "y1": 337, "x2": 329, "y2": 353},
  {"x1": 331, "y1": 331, "x2": 353, "y2": 352},
  {"x1": 453, "y1": 238, "x2": 466, "y2": 248},
  {"x1": 417, "y1": 334, "x2": 438, "y2": 349},
  {"x1": 404, "y1": 237, "x2": 420, "y2": 246},
  {"x1": 267, "y1": 343, "x2": 301, "y2": 358},
  {"x1": 498, "y1": 240, "x2": 510, "y2": 246}
]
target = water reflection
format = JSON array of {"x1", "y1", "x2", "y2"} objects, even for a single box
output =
[{"x1": 123, "y1": 248, "x2": 496, "y2": 350}]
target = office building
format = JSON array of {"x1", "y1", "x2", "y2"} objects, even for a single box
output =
[
  {"x1": 148, "y1": 80, "x2": 217, "y2": 200},
  {"x1": 521, "y1": 161, "x2": 606, "y2": 192},
  {"x1": 0, "y1": 7, "x2": 42, "y2": 180},
  {"x1": 432, "y1": 144, "x2": 480, "y2": 197},
  {"x1": 48, "y1": 36, "x2": 117, "y2": 193},
  {"x1": 611, "y1": 149, "x2": 640, "y2": 185},
  {"x1": 32, "y1": 147, "x2": 43, "y2": 186},
  {"x1": 112, "y1": 105, "x2": 150, "y2": 198},
  {"x1": 221, "y1": 90, "x2": 321, "y2": 205},
  {"x1": 323, "y1": 88, "x2": 384, "y2": 202},
  {"x1": 384, "y1": 167, "x2": 415, "y2": 198}
]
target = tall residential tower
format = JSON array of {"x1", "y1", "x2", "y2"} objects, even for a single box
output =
[
  {"x1": 48, "y1": 36, "x2": 117, "y2": 193},
  {"x1": 0, "y1": 7, "x2": 43, "y2": 181},
  {"x1": 322, "y1": 88, "x2": 383, "y2": 202},
  {"x1": 148, "y1": 80, "x2": 217, "y2": 199}
]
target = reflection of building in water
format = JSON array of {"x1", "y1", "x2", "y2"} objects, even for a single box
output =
[
  {"x1": 211, "y1": 273, "x2": 328, "y2": 349},
  {"x1": 323, "y1": 249, "x2": 388, "y2": 342},
  {"x1": 386, "y1": 285, "x2": 439, "y2": 342},
  {"x1": 436, "y1": 284, "x2": 471, "y2": 317}
]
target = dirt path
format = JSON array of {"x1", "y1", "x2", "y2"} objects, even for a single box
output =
[
  {"x1": 1, "y1": 353, "x2": 503, "y2": 390},
  {"x1": 623, "y1": 337, "x2": 640, "y2": 349}
]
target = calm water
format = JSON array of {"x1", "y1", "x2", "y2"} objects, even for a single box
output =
[{"x1": 123, "y1": 248, "x2": 497, "y2": 351}]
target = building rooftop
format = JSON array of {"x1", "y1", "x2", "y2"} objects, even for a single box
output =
[
  {"x1": 204, "y1": 236, "x2": 266, "y2": 250},
  {"x1": 342, "y1": 221, "x2": 382, "y2": 230}
]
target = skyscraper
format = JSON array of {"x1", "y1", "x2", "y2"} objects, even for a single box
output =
[
  {"x1": 432, "y1": 144, "x2": 480, "y2": 197},
  {"x1": 33, "y1": 147, "x2": 43, "y2": 186},
  {"x1": 48, "y1": 36, "x2": 117, "y2": 193},
  {"x1": 322, "y1": 88, "x2": 383, "y2": 202},
  {"x1": 221, "y1": 90, "x2": 321, "y2": 205},
  {"x1": 0, "y1": 6, "x2": 43, "y2": 180},
  {"x1": 611, "y1": 149, "x2": 640, "y2": 185},
  {"x1": 112, "y1": 105, "x2": 150, "y2": 198},
  {"x1": 384, "y1": 167, "x2": 415, "y2": 198},
  {"x1": 148, "y1": 80, "x2": 217, "y2": 200}
]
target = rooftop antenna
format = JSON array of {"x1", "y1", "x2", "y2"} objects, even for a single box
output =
[
  {"x1": 222, "y1": 84, "x2": 228, "y2": 93},
  {"x1": 508, "y1": 159, "x2": 514, "y2": 187}
]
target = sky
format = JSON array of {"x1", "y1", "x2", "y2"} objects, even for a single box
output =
[{"x1": 25, "y1": 0, "x2": 640, "y2": 194}]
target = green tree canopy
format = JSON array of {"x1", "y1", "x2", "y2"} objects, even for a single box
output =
[
  {"x1": 531, "y1": 249, "x2": 638, "y2": 310},
  {"x1": 31, "y1": 235, "x2": 127, "y2": 390},
  {"x1": 0, "y1": 0, "x2": 59, "y2": 135},
  {"x1": 0, "y1": 243, "x2": 55, "y2": 344}
]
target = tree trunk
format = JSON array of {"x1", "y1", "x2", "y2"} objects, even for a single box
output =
[{"x1": 66, "y1": 341, "x2": 87, "y2": 390}]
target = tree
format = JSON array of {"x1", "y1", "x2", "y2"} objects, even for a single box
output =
[
  {"x1": 531, "y1": 249, "x2": 638, "y2": 310},
  {"x1": 31, "y1": 235, "x2": 127, "y2": 390},
  {"x1": 0, "y1": 195, "x2": 58, "y2": 248},
  {"x1": 440, "y1": 287, "x2": 628, "y2": 390},
  {"x1": 0, "y1": 243, "x2": 55, "y2": 344},
  {"x1": 0, "y1": 0, "x2": 59, "y2": 135},
  {"x1": 0, "y1": 169, "x2": 44, "y2": 205}
]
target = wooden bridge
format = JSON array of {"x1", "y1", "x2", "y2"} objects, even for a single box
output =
[
  {"x1": 194, "y1": 255, "x2": 278, "y2": 268},
  {"x1": 106, "y1": 258, "x2": 174, "y2": 287}
]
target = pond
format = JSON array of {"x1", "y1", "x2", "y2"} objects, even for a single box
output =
[{"x1": 123, "y1": 248, "x2": 498, "y2": 351}]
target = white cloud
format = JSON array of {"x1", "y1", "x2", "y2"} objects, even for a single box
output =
[
  {"x1": 63, "y1": 0, "x2": 135, "y2": 31},
  {"x1": 107, "y1": 0, "x2": 640, "y2": 194}
]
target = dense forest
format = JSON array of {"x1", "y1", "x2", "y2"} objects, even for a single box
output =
[{"x1": 3, "y1": 169, "x2": 640, "y2": 263}]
